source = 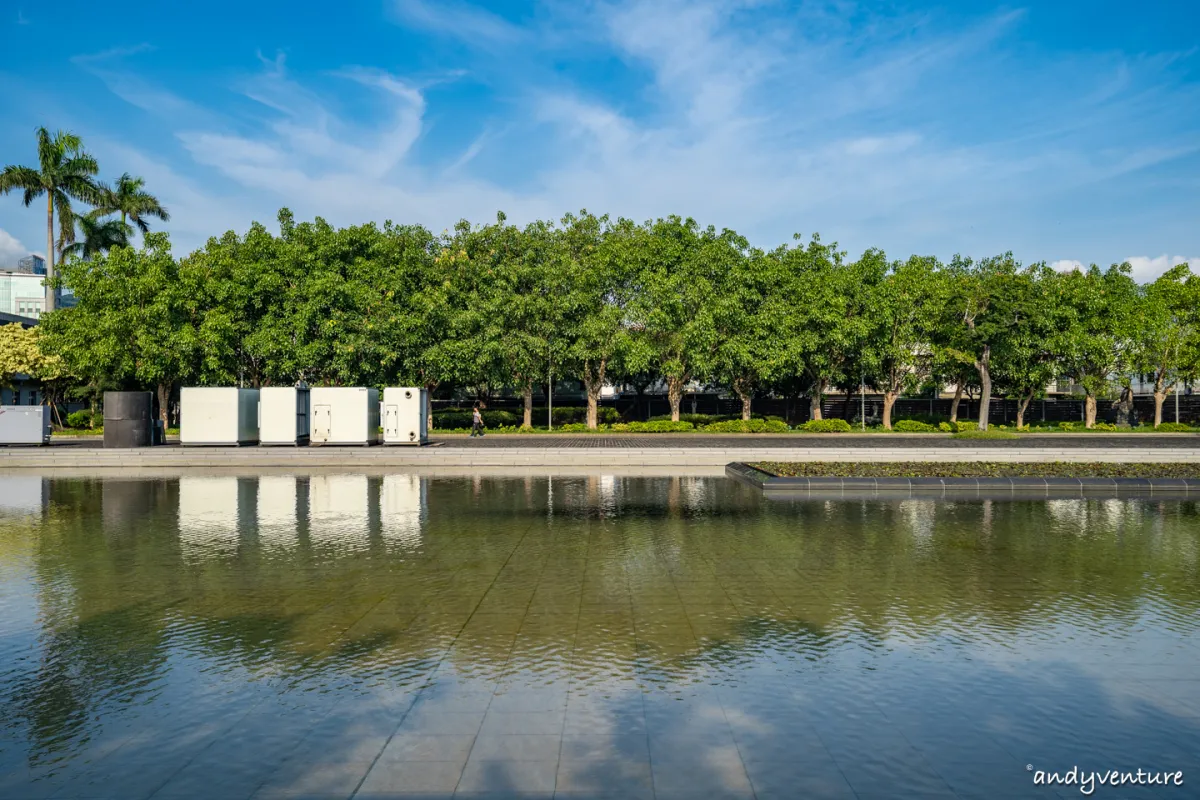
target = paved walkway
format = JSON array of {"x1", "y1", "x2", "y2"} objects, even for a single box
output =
[{"x1": 5, "y1": 434, "x2": 1199, "y2": 469}]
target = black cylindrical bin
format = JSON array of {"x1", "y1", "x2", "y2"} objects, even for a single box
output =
[{"x1": 103, "y1": 391, "x2": 155, "y2": 448}]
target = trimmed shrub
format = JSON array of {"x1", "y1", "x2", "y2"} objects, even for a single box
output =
[
  {"x1": 701, "y1": 419, "x2": 790, "y2": 433},
  {"x1": 1091, "y1": 422, "x2": 1118, "y2": 431},
  {"x1": 937, "y1": 422, "x2": 952, "y2": 432},
  {"x1": 1155, "y1": 422, "x2": 1194, "y2": 432},
  {"x1": 951, "y1": 420, "x2": 977, "y2": 433},
  {"x1": 800, "y1": 418, "x2": 853, "y2": 433},
  {"x1": 1058, "y1": 421, "x2": 1079, "y2": 431},
  {"x1": 952, "y1": 430, "x2": 1019, "y2": 440},
  {"x1": 557, "y1": 422, "x2": 591, "y2": 432},
  {"x1": 893, "y1": 419, "x2": 935, "y2": 432},
  {"x1": 624, "y1": 420, "x2": 696, "y2": 433},
  {"x1": 66, "y1": 410, "x2": 95, "y2": 429}
]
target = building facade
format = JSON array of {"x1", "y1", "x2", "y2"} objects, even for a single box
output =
[{"x1": 0, "y1": 270, "x2": 59, "y2": 319}]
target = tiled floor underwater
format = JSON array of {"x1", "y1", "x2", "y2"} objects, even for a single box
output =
[{"x1": 0, "y1": 474, "x2": 1197, "y2": 799}]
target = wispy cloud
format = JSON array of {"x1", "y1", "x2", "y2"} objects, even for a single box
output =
[
  {"x1": 391, "y1": 0, "x2": 525, "y2": 45},
  {"x1": 36, "y1": 0, "x2": 1200, "y2": 277}
]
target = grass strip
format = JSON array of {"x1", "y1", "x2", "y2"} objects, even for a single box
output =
[{"x1": 751, "y1": 462, "x2": 1200, "y2": 479}]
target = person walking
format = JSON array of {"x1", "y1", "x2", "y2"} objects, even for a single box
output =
[{"x1": 470, "y1": 405, "x2": 485, "y2": 437}]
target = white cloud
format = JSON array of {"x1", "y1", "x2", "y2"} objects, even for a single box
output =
[
  {"x1": 1048, "y1": 259, "x2": 1085, "y2": 272},
  {"x1": 1123, "y1": 255, "x2": 1200, "y2": 282},
  {"x1": 0, "y1": 229, "x2": 30, "y2": 268},
  {"x1": 39, "y1": 0, "x2": 1199, "y2": 265}
]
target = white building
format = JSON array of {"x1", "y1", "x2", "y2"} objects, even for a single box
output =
[{"x1": 0, "y1": 269, "x2": 57, "y2": 319}]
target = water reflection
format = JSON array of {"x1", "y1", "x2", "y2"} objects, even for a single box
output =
[{"x1": 0, "y1": 474, "x2": 1197, "y2": 799}]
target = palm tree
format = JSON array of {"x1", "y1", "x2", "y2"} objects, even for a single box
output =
[
  {"x1": 0, "y1": 128, "x2": 102, "y2": 312},
  {"x1": 92, "y1": 172, "x2": 169, "y2": 233},
  {"x1": 59, "y1": 212, "x2": 130, "y2": 261}
]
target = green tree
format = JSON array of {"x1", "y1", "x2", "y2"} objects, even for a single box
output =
[
  {"x1": 941, "y1": 253, "x2": 1031, "y2": 430},
  {"x1": 1055, "y1": 262, "x2": 1141, "y2": 428},
  {"x1": 558, "y1": 212, "x2": 639, "y2": 428},
  {"x1": 91, "y1": 173, "x2": 169, "y2": 233},
  {"x1": 628, "y1": 217, "x2": 745, "y2": 422},
  {"x1": 42, "y1": 233, "x2": 191, "y2": 427},
  {"x1": 60, "y1": 212, "x2": 129, "y2": 261},
  {"x1": 990, "y1": 264, "x2": 1061, "y2": 428},
  {"x1": 861, "y1": 254, "x2": 945, "y2": 429},
  {"x1": 770, "y1": 236, "x2": 864, "y2": 420},
  {"x1": 1132, "y1": 264, "x2": 1200, "y2": 427},
  {"x1": 710, "y1": 248, "x2": 776, "y2": 420},
  {"x1": 0, "y1": 128, "x2": 102, "y2": 312}
]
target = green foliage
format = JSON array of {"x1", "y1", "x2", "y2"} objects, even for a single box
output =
[
  {"x1": 800, "y1": 418, "x2": 853, "y2": 432},
  {"x1": 557, "y1": 422, "x2": 592, "y2": 432},
  {"x1": 1154, "y1": 422, "x2": 1194, "y2": 432},
  {"x1": 952, "y1": 430, "x2": 1019, "y2": 439},
  {"x1": 938, "y1": 421, "x2": 952, "y2": 432},
  {"x1": 1091, "y1": 422, "x2": 1118, "y2": 431},
  {"x1": 893, "y1": 419, "x2": 936, "y2": 432},
  {"x1": 65, "y1": 409, "x2": 96, "y2": 429},
  {"x1": 951, "y1": 420, "x2": 977, "y2": 432},
  {"x1": 701, "y1": 419, "x2": 789, "y2": 433},
  {"x1": 617, "y1": 420, "x2": 696, "y2": 432}
]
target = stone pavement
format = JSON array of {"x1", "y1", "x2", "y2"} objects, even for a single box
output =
[{"x1": 3, "y1": 433, "x2": 1198, "y2": 469}]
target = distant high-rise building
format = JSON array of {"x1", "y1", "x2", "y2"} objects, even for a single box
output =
[{"x1": 16, "y1": 255, "x2": 46, "y2": 275}]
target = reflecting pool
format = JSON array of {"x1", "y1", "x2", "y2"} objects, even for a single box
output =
[{"x1": 0, "y1": 474, "x2": 1198, "y2": 799}]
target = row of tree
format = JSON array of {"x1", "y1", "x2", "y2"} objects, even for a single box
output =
[{"x1": 37, "y1": 208, "x2": 1200, "y2": 430}]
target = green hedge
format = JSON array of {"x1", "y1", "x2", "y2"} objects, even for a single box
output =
[
  {"x1": 701, "y1": 419, "x2": 789, "y2": 433},
  {"x1": 952, "y1": 420, "x2": 977, "y2": 432},
  {"x1": 1155, "y1": 422, "x2": 1194, "y2": 432},
  {"x1": 611, "y1": 420, "x2": 696, "y2": 432},
  {"x1": 799, "y1": 418, "x2": 852, "y2": 433},
  {"x1": 893, "y1": 419, "x2": 935, "y2": 432},
  {"x1": 952, "y1": 430, "x2": 1019, "y2": 440},
  {"x1": 65, "y1": 410, "x2": 97, "y2": 429}
]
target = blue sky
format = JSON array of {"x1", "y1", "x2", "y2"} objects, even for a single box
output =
[{"x1": 1, "y1": 0, "x2": 1197, "y2": 280}]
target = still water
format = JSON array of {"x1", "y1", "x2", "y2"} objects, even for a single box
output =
[{"x1": 0, "y1": 473, "x2": 1198, "y2": 800}]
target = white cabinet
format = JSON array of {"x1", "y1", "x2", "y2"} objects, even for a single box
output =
[
  {"x1": 0, "y1": 406, "x2": 50, "y2": 445},
  {"x1": 180, "y1": 388, "x2": 260, "y2": 446},
  {"x1": 260, "y1": 386, "x2": 310, "y2": 445},
  {"x1": 382, "y1": 387, "x2": 428, "y2": 445},
  {"x1": 309, "y1": 387, "x2": 380, "y2": 445}
]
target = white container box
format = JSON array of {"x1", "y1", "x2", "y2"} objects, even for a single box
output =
[
  {"x1": 310, "y1": 387, "x2": 380, "y2": 445},
  {"x1": 259, "y1": 386, "x2": 310, "y2": 445},
  {"x1": 0, "y1": 405, "x2": 51, "y2": 445},
  {"x1": 180, "y1": 387, "x2": 260, "y2": 446},
  {"x1": 383, "y1": 387, "x2": 428, "y2": 445}
]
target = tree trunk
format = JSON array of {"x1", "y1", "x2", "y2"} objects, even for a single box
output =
[
  {"x1": 1084, "y1": 394, "x2": 1097, "y2": 428},
  {"x1": 808, "y1": 378, "x2": 827, "y2": 421},
  {"x1": 1016, "y1": 389, "x2": 1035, "y2": 429},
  {"x1": 975, "y1": 345, "x2": 992, "y2": 431},
  {"x1": 424, "y1": 382, "x2": 437, "y2": 431},
  {"x1": 949, "y1": 384, "x2": 963, "y2": 423},
  {"x1": 882, "y1": 390, "x2": 898, "y2": 430},
  {"x1": 522, "y1": 381, "x2": 533, "y2": 429},
  {"x1": 1153, "y1": 373, "x2": 1167, "y2": 428},
  {"x1": 733, "y1": 378, "x2": 752, "y2": 421},
  {"x1": 46, "y1": 194, "x2": 56, "y2": 313},
  {"x1": 582, "y1": 360, "x2": 606, "y2": 429},
  {"x1": 666, "y1": 376, "x2": 685, "y2": 422},
  {"x1": 156, "y1": 383, "x2": 170, "y2": 429}
]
